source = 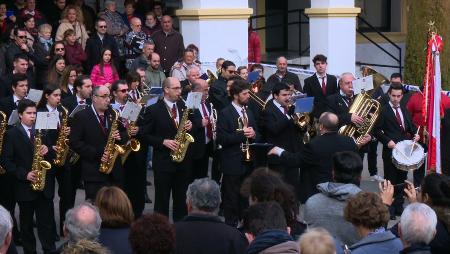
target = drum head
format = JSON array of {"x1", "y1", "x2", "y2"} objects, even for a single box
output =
[{"x1": 392, "y1": 140, "x2": 425, "y2": 171}]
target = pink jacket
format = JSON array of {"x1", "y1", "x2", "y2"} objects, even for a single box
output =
[{"x1": 90, "y1": 63, "x2": 119, "y2": 87}]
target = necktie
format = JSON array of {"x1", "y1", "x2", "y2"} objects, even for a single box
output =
[
  {"x1": 283, "y1": 106, "x2": 289, "y2": 115},
  {"x1": 28, "y1": 128, "x2": 34, "y2": 144},
  {"x1": 132, "y1": 90, "x2": 137, "y2": 101},
  {"x1": 347, "y1": 96, "x2": 353, "y2": 107},
  {"x1": 79, "y1": 100, "x2": 85, "y2": 105},
  {"x1": 98, "y1": 114, "x2": 107, "y2": 134},
  {"x1": 394, "y1": 107, "x2": 404, "y2": 131},
  {"x1": 171, "y1": 104, "x2": 178, "y2": 127},
  {"x1": 241, "y1": 108, "x2": 248, "y2": 127},
  {"x1": 119, "y1": 105, "x2": 125, "y2": 111},
  {"x1": 321, "y1": 76, "x2": 327, "y2": 95},
  {"x1": 201, "y1": 103, "x2": 213, "y2": 139}
]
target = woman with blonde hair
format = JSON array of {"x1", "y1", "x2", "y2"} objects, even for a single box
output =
[
  {"x1": 95, "y1": 186, "x2": 133, "y2": 254},
  {"x1": 56, "y1": 5, "x2": 89, "y2": 49},
  {"x1": 299, "y1": 228, "x2": 336, "y2": 254}
]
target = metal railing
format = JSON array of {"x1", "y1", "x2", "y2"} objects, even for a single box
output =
[{"x1": 249, "y1": 9, "x2": 309, "y2": 56}]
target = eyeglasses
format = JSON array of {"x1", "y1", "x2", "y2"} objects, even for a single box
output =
[
  {"x1": 17, "y1": 36, "x2": 27, "y2": 39},
  {"x1": 94, "y1": 94, "x2": 111, "y2": 99},
  {"x1": 98, "y1": 25, "x2": 107, "y2": 28},
  {"x1": 169, "y1": 87, "x2": 181, "y2": 90},
  {"x1": 118, "y1": 89, "x2": 128, "y2": 93},
  {"x1": 227, "y1": 70, "x2": 237, "y2": 74},
  {"x1": 55, "y1": 48, "x2": 65, "y2": 51}
]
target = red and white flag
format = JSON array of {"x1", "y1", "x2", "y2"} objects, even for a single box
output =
[{"x1": 423, "y1": 34, "x2": 443, "y2": 173}]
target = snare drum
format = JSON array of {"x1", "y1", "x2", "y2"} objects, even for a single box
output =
[{"x1": 392, "y1": 140, "x2": 425, "y2": 171}]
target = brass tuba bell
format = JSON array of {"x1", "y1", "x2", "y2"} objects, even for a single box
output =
[{"x1": 206, "y1": 69, "x2": 217, "y2": 86}]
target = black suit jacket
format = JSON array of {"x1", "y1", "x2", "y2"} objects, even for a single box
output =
[
  {"x1": 1, "y1": 125, "x2": 55, "y2": 201},
  {"x1": 0, "y1": 70, "x2": 36, "y2": 98},
  {"x1": 0, "y1": 95, "x2": 17, "y2": 120},
  {"x1": 191, "y1": 101, "x2": 212, "y2": 160},
  {"x1": 216, "y1": 104, "x2": 260, "y2": 175},
  {"x1": 141, "y1": 99, "x2": 199, "y2": 172},
  {"x1": 61, "y1": 95, "x2": 92, "y2": 114},
  {"x1": 374, "y1": 104, "x2": 417, "y2": 155},
  {"x1": 85, "y1": 33, "x2": 120, "y2": 72},
  {"x1": 326, "y1": 93, "x2": 352, "y2": 127},
  {"x1": 303, "y1": 74, "x2": 339, "y2": 119},
  {"x1": 262, "y1": 99, "x2": 302, "y2": 165},
  {"x1": 208, "y1": 77, "x2": 230, "y2": 112},
  {"x1": 281, "y1": 132, "x2": 358, "y2": 202},
  {"x1": 69, "y1": 107, "x2": 127, "y2": 182},
  {"x1": 267, "y1": 71, "x2": 302, "y2": 91}
]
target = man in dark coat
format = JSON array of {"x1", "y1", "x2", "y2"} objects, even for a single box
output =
[
  {"x1": 266, "y1": 56, "x2": 301, "y2": 92},
  {"x1": 175, "y1": 178, "x2": 247, "y2": 254}
]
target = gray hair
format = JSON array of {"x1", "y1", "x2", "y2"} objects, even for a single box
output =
[
  {"x1": 338, "y1": 72, "x2": 355, "y2": 86},
  {"x1": 64, "y1": 202, "x2": 102, "y2": 243},
  {"x1": 38, "y1": 23, "x2": 52, "y2": 33},
  {"x1": 186, "y1": 66, "x2": 200, "y2": 77},
  {"x1": 144, "y1": 41, "x2": 155, "y2": 47},
  {"x1": 186, "y1": 178, "x2": 221, "y2": 214},
  {"x1": 400, "y1": 203, "x2": 437, "y2": 245},
  {"x1": 104, "y1": 0, "x2": 115, "y2": 7},
  {"x1": 0, "y1": 205, "x2": 12, "y2": 247}
]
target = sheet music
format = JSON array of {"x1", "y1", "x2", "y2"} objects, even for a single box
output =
[
  {"x1": 69, "y1": 104, "x2": 87, "y2": 118},
  {"x1": 121, "y1": 101, "x2": 142, "y2": 122},
  {"x1": 35, "y1": 112, "x2": 59, "y2": 130},
  {"x1": 185, "y1": 92, "x2": 202, "y2": 109},
  {"x1": 352, "y1": 75, "x2": 374, "y2": 95},
  {"x1": 7, "y1": 110, "x2": 19, "y2": 125},
  {"x1": 27, "y1": 89, "x2": 43, "y2": 103}
]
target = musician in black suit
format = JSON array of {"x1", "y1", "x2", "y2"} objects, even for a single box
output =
[
  {"x1": 126, "y1": 72, "x2": 142, "y2": 104},
  {"x1": 0, "y1": 73, "x2": 29, "y2": 119},
  {"x1": 374, "y1": 83, "x2": 419, "y2": 217},
  {"x1": 141, "y1": 77, "x2": 197, "y2": 221},
  {"x1": 61, "y1": 75, "x2": 93, "y2": 113},
  {"x1": 69, "y1": 85, "x2": 128, "y2": 200},
  {"x1": 0, "y1": 53, "x2": 36, "y2": 98},
  {"x1": 1, "y1": 99, "x2": 56, "y2": 253},
  {"x1": 190, "y1": 79, "x2": 214, "y2": 181},
  {"x1": 85, "y1": 18, "x2": 120, "y2": 72},
  {"x1": 217, "y1": 79, "x2": 260, "y2": 226},
  {"x1": 209, "y1": 61, "x2": 235, "y2": 112},
  {"x1": 36, "y1": 85, "x2": 73, "y2": 236},
  {"x1": 266, "y1": 56, "x2": 301, "y2": 92},
  {"x1": 269, "y1": 112, "x2": 364, "y2": 203},
  {"x1": 262, "y1": 82, "x2": 303, "y2": 194},
  {"x1": 303, "y1": 54, "x2": 339, "y2": 119}
]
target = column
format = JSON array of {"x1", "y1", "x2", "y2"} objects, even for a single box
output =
[
  {"x1": 305, "y1": 0, "x2": 360, "y2": 75},
  {"x1": 176, "y1": 0, "x2": 253, "y2": 70}
]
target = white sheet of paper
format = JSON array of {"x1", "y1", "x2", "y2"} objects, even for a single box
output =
[
  {"x1": 69, "y1": 105, "x2": 87, "y2": 118},
  {"x1": 7, "y1": 110, "x2": 19, "y2": 125},
  {"x1": 121, "y1": 101, "x2": 142, "y2": 122},
  {"x1": 185, "y1": 92, "x2": 202, "y2": 109},
  {"x1": 35, "y1": 112, "x2": 59, "y2": 130},
  {"x1": 362, "y1": 75, "x2": 374, "y2": 91},
  {"x1": 27, "y1": 89, "x2": 43, "y2": 103},
  {"x1": 110, "y1": 103, "x2": 121, "y2": 111},
  {"x1": 352, "y1": 75, "x2": 373, "y2": 95}
]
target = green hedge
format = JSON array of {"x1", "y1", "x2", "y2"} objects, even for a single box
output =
[{"x1": 404, "y1": 0, "x2": 450, "y2": 90}]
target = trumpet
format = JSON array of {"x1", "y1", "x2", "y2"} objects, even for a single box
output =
[
  {"x1": 210, "y1": 103, "x2": 217, "y2": 141},
  {"x1": 236, "y1": 108, "x2": 251, "y2": 162}
]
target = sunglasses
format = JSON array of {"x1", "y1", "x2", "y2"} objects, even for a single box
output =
[
  {"x1": 17, "y1": 36, "x2": 27, "y2": 39},
  {"x1": 98, "y1": 25, "x2": 107, "y2": 28},
  {"x1": 55, "y1": 48, "x2": 65, "y2": 51}
]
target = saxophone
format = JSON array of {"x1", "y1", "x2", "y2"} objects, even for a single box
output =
[
  {"x1": 31, "y1": 130, "x2": 52, "y2": 191},
  {"x1": 99, "y1": 109, "x2": 125, "y2": 174},
  {"x1": 170, "y1": 108, "x2": 194, "y2": 162},
  {"x1": 0, "y1": 111, "x2": 7, "y2": 174},
  {"x1": 121, "y1": 121, "x2": 141, "y2": 164},
  {"x1": 53, "y1": 106, "x2": 70, "y2": 167}
]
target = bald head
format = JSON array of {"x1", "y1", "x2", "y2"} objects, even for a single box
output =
[
  {"x1": 131, "y1": 17, "x2": 142, "y2": 32},
  {"x1": 276, "y1": 56, "x2": 288, "y2": 74},
  {"x1": 192, "y1": 79, "x2": 209, "y2": 101},
  {"x1": 161, "y1": 15, "x2": 173, "y2": 32},
  {"x1": 150, "y1": 52, "x2": 160, "y2": 69},
  {"x1": 319, "y1": 112, "x2": 339, "y2": 132}
]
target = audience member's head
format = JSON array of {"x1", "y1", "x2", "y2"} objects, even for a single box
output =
[
  {"x1": 419, "y1": 173, "x2": 450, "y2": 208},
  {"x1": 399, "y1": 203, "x2": 437, "y2": 248},
  {"x1": 220, "y1": 60, "x2": 236, "y2": 80},
  {"x1": 95, "y1": 186, "x2": 134, "y2": 228},
  {"x1": 61, "y1": 239, "x2": 109, "y2": 254},
  {"x1": 332, "y1": 151, "x2": 363, "y2": 186},
  {"x1": 344, "y1": 192, "x2": 390, "y2": 236},
  {"x1": 186, "y1": 178, "x2": 221, "y2": 215},
  {"x1": 0, "y1": 205, "x2": 13, "y2": 254},
  {"x1": 318, "y1": 112, "x2": 339, "y2": 133},
  {"x1": 243, "y1": 201, "x2": 288, "y2": 243},
  {"x1": 390, "y1": 72, "x2": 403, "y2": 84},
  {"x1": 64, "y1": 203, "x2": 102, "y2": 243},
  {"x1": 299, "y1": 228, "x2": 336, "y2": 254},
  {"x1": 276, "y1": 56, "x2": 288, "y2": 74},
  {"x1": 129, "y1": 213, "x2": 175, "y2": 254}
]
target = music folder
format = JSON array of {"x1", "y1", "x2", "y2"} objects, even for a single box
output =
[
  {"x1": 7, "y1": 110, "x2": 19, "y2": 126},
  {"x1": 69, "y1": 104, "x2": 87, "y2": 118},
  {"x1": 294, "y1": 97, "x2": 314, "y2": 113},
  {"x1": 35, "y1": 112, "x2": 59, "y2": 130},
  {"x1": 248, "y1": 71, "x2": 260, "y2": 83}
]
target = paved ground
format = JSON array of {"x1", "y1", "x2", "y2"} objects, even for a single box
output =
[{"x1": 15, "y1": 143, "x2": 415, "y2": 253}]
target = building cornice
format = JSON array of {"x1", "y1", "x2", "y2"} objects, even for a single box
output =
[
  {"x1": 176, "y1": 8, "x2": 253, "y2": 20},
  {"x1": 305, "y1": 7, "x2": 361, "y2": 18}
]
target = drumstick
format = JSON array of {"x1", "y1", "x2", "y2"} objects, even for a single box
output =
[{"x1": 409, "y1": 127, "x2": 421, "y2": 157}]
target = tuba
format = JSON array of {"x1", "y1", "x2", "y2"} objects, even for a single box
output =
[
  {"x1": 206, "y1": 69, "x2": 217, "y2": 86},
  {"x1": 170, "y1": 107, "x2": 195, "y2": 162},
  {"x1": 99, "y1": 109, "x2": 125, "y2": 174},
  {"x1": 31, "y1": 130, "x2": 52, "y2": 191},
  {"x1": 121, "y1": 121, "x2": 141, "y2": 164},
  {"x1": 53, "y1": 106, "x2": 70, "y2": 167},
  {"x1": 0, "y1": 111, "x2": 7, "y2": 174}
]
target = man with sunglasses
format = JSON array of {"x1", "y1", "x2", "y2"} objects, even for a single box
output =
[
  {"x1": 4, "y1": 28, "x2": 34, "y2": 73},
  {"x1": 209, "y1": 60, "x2": 236, "y2": 112},
  {"x1": 69, "y1": 85, "x2": 128, "y2": 200},
  {"x1": 85, "y1": 18, "x2": 120, "y2": 72},
  {"x1": 303, "y1": 54, "x2": 339, "y2": 119}
]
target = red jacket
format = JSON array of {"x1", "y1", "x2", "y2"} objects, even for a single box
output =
[
  {"x1": 65, "y1": 42, "x2": 87, "y2": 67},
  {"x1": 406, "y1": 92, "x2": 450, "y2": 132},
  {"x1": 248, "y1": 30, "x2": 261, "y2": 63}
]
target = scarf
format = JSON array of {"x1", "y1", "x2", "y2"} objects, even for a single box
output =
[
  {"x1": 247, "y1": 230, "x2": 293, "y2": 254},
  {"x1": 39, "y1": 37, "x2": 53, "y2": 51}
]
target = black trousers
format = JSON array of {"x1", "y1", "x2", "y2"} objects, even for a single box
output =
[
  {"x1": 211, "y1": 150, "x2": 221, "y2": 184},
  {"x1": 153, "y1": 169, "x2": 190, "y2": 222},
  {"x1": 359, "y1": 140, "x2": 379, "y2": 176},
  {"x1": 0, "y1": 173, "x2": 20, "y2": 242},
  {"x1": 124, "y1": 147, "x2": 148, "y2": 218},
  {"x1": 54, "y1": 165, "x2": 75, "y2": 235},
  {"x1": 383, "y1": 149, "x2": 407, "y2": 215},
  {"x1": 18, "y1": 197, "x2": 56, "y2": 254},
  {"x1": 191, "y1": 142, "x2": 213, "y2": 182}
]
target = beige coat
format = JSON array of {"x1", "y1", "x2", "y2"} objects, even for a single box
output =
[{"x1": 55, "y1": 21, "x2": 89, "y2": 50}]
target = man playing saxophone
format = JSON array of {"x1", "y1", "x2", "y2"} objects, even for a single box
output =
[
  {"x1": 140, "y1": 77, "x2": 198, "y2": 221},
  {"x1": 1, "y1": 99, "x2": 57, "y2": 253},
  {"x1": 69, "y1": 85, "x2": 128, "y2": 201}
]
